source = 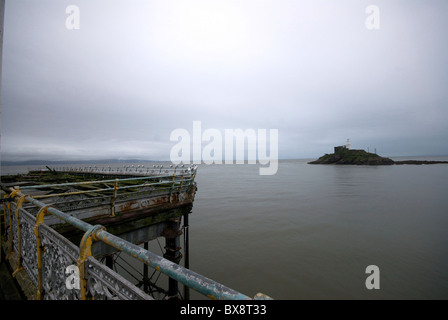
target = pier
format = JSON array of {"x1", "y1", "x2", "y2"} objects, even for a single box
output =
[{"x1": 0, "y1": 165, "x2": 271, "y2": 300}]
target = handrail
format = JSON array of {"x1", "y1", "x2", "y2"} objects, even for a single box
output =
[
  {"x1": 40, "y1": 164, "x2": 196, "y2": 176},
  {"x1": 4, "y1": 187, "x2": 271, "y2": 300}
]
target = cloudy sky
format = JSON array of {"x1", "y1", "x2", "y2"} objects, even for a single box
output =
[{"x1": 1, "y1": 0, "x2": 447, "y2": 162}]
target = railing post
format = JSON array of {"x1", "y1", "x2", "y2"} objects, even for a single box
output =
[
  {"x1": 179, "y1": 173, "x2": 185, "y2": 194},
  {"x1": 169, "y1": 173, "x2": 176, "y2": 203},
  {"x1": 34, "y1": 205, "x2": 51, "y2": 300},
  {"x1": 77, "y1": 225, "x2": 105, "y2": 300},
  {"x1": 110, "y1": 179, "x2": 118, "y2": 217}
]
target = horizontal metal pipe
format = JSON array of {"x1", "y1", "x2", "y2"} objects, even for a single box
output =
[{"x1": 94, "y1": 230, "x2": 251, "y2": 300}]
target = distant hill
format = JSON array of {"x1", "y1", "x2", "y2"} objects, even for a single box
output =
[{"x1": 1, "y1": 159, "x2": 161, "y2": 166}]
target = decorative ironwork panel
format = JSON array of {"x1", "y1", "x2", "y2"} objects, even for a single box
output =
[
  {"x1": 86, "y1": 256, "x2": 153, "y2": 300},
  {"x1": 39, "y1": 223, "x2": 80, "y2": 300},
  {"x1": 18, "y1": 208, "x2": 38, "y2": 286},
  {"x1": 4, "y1": 204, "x2": 11, "y2": 248},
  {"x1": 9, "y1": 202, "x2": 18, "y2": 254}
]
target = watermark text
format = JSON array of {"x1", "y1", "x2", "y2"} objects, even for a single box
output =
[
  {"x1": 365, "y1": 265, "x2": 380, "y2": 289},
  {"x1": 365, "y1": 5, "x2": 380, "y2": 30},
  {"x1": 66, "y1": 5, "x2": 80, "y2": 30},
  {"x1": 170, "y1": 121, "x2": 278, "y2": 175}
]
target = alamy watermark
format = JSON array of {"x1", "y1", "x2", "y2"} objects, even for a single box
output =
[
  {"x1": 365, "y1": 5, "x2": 380, "y2": 30},
  {"x1": 64, "y1": 5, "x2": 379, "y2": 31},
  {"x1": 65, "y1": 265, "x2": 80, "y2": 290},
  {"x1": 365, "y1": 265, "x2": 380, "y2": 289},
  {"x1": 66, "y1": 5, "x2": 80, "y2": 30},
  {"x1": 170, "y1": 121, "x2": 278, "y2": 175}
]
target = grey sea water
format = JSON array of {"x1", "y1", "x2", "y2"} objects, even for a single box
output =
[
  {"x1": 188, "y1": 157, "x2": 448, "y2": 299},
  {"x1": 2, "y1": 157, "x2": 448, "y2": 299}
]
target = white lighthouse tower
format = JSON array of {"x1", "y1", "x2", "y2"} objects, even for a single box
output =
[{"x1": 346, "y1": 139, "x2": 351, "y2": 150}]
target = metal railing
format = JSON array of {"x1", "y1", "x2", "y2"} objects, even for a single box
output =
[
  {"x1": 0, "y1": 180, "x2": 272, "y2": 300},
  {"x1": 46, "y1": 164, "x2": 195, "y2": 176},
  {"x1": 10, "y1": 167, "x2": 198, "y2": 219}
]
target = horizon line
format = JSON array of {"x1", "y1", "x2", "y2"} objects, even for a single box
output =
[{"x1": 2, "y1": 154, "x2": 448, "y2": 166}]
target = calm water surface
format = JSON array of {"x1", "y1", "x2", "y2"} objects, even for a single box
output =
[
  {"x1": 188, "y1": 158, "x2": 448, "y2": 299},
  {"x1": 2, "y1": 158, "x2": 448, "y2": 299}
]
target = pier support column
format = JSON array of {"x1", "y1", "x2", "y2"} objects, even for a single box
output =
[{"x1": 162, "y1": 218, "x2": 182, "y2": 299}]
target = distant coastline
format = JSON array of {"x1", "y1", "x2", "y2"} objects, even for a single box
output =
[
  {"x1": 0, "y1": 159, "x2": 162, "y2": 166},
  {"x1": 393, "y1": 160, "x2": 448, "y2": 165}
]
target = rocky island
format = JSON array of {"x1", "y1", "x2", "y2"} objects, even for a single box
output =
[
  {"x1": 308, "y1": 145, "x2": 394, "y2": 165},
  {"x1": 308, "y1": 144, "x2": 448, "y2": 165}
]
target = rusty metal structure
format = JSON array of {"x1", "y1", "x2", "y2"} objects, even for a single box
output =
[
  {"x1": 0, "y1": 165, "x2": 271, "y2": 300},
  {"x1": 2, "y1": 165, "x2": 197, "y2": 240}
]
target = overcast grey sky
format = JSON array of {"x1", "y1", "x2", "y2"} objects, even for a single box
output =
[{"x1": 1, "y1": 0, "x2": 447, "y2": 162}]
